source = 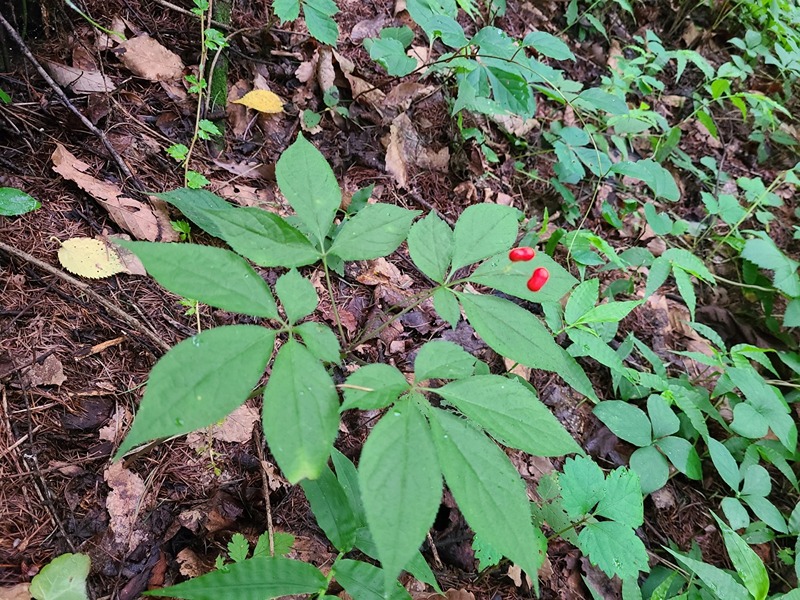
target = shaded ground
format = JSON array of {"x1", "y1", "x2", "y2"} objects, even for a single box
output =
[{"x1": 0, "y1": 0, "x2": 797, "y2": 597}]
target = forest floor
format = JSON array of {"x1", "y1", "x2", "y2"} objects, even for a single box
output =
[{"x1": 0, "y1": 0, "x2": 797, "y2": 598}]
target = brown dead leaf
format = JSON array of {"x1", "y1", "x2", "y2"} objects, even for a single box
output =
[
  {"x1": 415, "y1": 590, "x2": 475, "y2": 600},
  {"x1": 117, "y1": 34, "x2": 184, "y2": 81},
  {"x1": 507, "y1": 564, "x2": 533, "y2": 588},
  {"x1": 209, "y1": 404, "x2": 260, "y2": 443},
  {"x1": 0, "y1": 584, "x2": 31, "y2": 600},
  {"x1": 24, "y1": 355, "x2": 66, "y2": 387},
  {"x1": 385, "y1": 83, "x2": 435, "y2": 111},
  {"x1": 228, "y1": 79, "x2": 253, "y2": 137},
  {"x1": 356, "y1": 258, "x2": 413, "y2": 289},
  {"x1": 99, "y1": 406, "x2": 131, "y2": 443},
  {"x1": 51, "y1": 144, "x2": 176, "y2": 241},
  {"x1": 176, "y1": 548, "x2": 208, "y2": 578},
  {"x1": 104, "y1": 461, "x2": 148, "y2": 552},
  {"x1": 350, "y1": 16, "x2": 387, "y2": 43},
  {"x1": 42, "y1": 59, "x2": 116, "y2": 93},
  {"x1": 385, "y1": 112, "x2": 450, "y2": 188},
  {"x1": 490, "y1": 113, "x2": 539, "y2": 137},
  {"x1": 212, "y1": 159, "x2": 272, "y2": 180},
  {"x1": 333, "y1": 50, "x2": 385, "y2": 109}
]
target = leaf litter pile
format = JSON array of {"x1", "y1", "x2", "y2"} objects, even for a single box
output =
[{"x1": 0, "y1": 0, "x2": 798, "y2": 597}]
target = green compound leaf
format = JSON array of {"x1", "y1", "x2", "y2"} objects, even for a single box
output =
[
  {"x1": 303, "y1": 0, "x2": 339, "y2": 45},
  {"x1": 262, "y1": 339, "x2": 339, "y2": 483},
  {"x1": 593, "y1": 401, "x2": 652, "y2": 447},
  {"x1": 0, "y1": 187, "x2": 40, "y2": 216},
  {"x1": 253, "y1": 532, "x2": 295, "y2": 558},
  {"x1": 275, "y1": 268, "x2": 318, "y2": 324},
  {"x1": 273, "y1": 0, "x2": 301, "y2": 22},
  {"x1": 458, "y1": 292, "x2": 598, "y2": 402},
  {"x1": 144, "y1": 557, "x2": 327, "y2": 599},
  {"x1": 469, "y1": 250, "x2": 578, "y2": 304},
  {"x1": 629, "y1": 445, "x2": 669, "y2": 494},
  {"x1": 450, "y1": 204, "x2": 519, "y2": 272},
  {"x1": 301, "y1": 465, "x2": 358, "y2": 552},
  {"x1": 341, "y1": 363, "x2": 411, "y2": 411},
  {"x1": 742, "y1": 233, "x2": 800, "y2": 298},
  {"x1": 596, "y1": 467, "x2": 643, "y2": 528},
  {"x1": 578, "y1": 520, "x2": 649, "y2": 579},
  {"x1": 295, "y1": 321, "x2": 340, "y2": 363},
  {"x1": 436, "y1": 375, "x2": 582, "y2": 457},
  {"x1": 276, "y1": 134, "x2": 341, "y2": 245},
  {"x1": 407, "y1": 212, "x2": 453, "y2": 283},
  {"x1": 30, "y1": 553, "x2": 90, "y2": 600},
  {"x1": 713, "y1": 514, "x2": 769, "y2": 600},
  {"x1": 334, "y1": 559, "x2": 412, "y2": 600},
  {"x1": 559, "y1": 456, "x2": 606, "y2": 519},
  {"x1": 156, "y1": 187, "x2": 233, "y2": 239},
  {"x1": 429, "y1": 407, "x2": 546, "y2": 580},
  {"x1": 414, "y1": 340, "x2": 477, "y2": 382},
  {"x1": 203, "y1": 207, "x2": 321, "y2": 268},
  {"x1": 360, "y1": 400, "x2": 441, "y2": 589},
  {"x1": 611, "y1": 159, "x2": 680, "y2": 201},
  {"x1": 328, "y1": 204, "x2": 420, "y2": 261},
  {"x1": 115, "y1": 326, "x2": 275, "y2": 458},
  {"x1": 666, "y1": 549, "x2": 750, "y2": 600},
  {"x1": 116, "y1": 241, "x2": 278, "y2": 319}
]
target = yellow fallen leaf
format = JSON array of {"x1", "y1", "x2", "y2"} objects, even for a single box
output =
[
  {"x1": 58, "y1": 237, "x2": 126, "y2": 279},
  {"x1": 233, "y1": 89, "x2": 284, "y2": 113}
]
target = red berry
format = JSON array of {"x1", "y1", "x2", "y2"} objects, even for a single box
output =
[
  {"x1": 527, "y1": 267, "x2": 549, "y2": 292},
  {"x1": 509, "y1": 247, "x2": 536, "y2": 262}
]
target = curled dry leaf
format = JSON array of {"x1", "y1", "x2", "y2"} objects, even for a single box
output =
[
  {"x1": 51, "y1": 144, "x2": 176, "y2": 241},
  {"x1": 42, "y1": 59, "x2": 116, "y2": 93},
  {"x1": 117, "y1": 34, "x2": 184, "y2": 82}
]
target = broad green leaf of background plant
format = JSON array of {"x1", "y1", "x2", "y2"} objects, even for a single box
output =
[
  {"x1": 0, "y1": 187, "x2": 40, "y2": 216},
  {"x1": 450, "y1": 204, "x2": 519, "y2": 272},
  {"x1": 436, "y1": 375, "x2": 582, "y2": 456},
  {"x1": 741, "y1": 234, "x2": 800, "y2": 298},
  {"x1": 364, "y1": 37, "x2": 417, "y2": 76},
  {"x1": 202, "y1": 207, "x2": 321, "y2": 267},
  {"x1": 458, "y1": 293, "x2": 598, "y2": 402},
  {"x1": 360, "y1": 400, "x2": 441, "y2": 589},
  {"x1": 328, "y1": 204, "x2": 420, "y2": 261},
  {"x1": 593, "y1": 401, "x2": 652, "y2": 447},
  {"x1": 145, "y1": 557, "x2": 328, "y2": 599},
  {"x1": 629, "y1": 445, "x2": 670, "y2": 494},
  {"x1": 341, "y1": 364, "x2": 411, "y2": 411},
  {"x1": 115, "y1": 326, "x2": 275, "y2": 458},
  {"x1": 429, "y1": 408, "x2": 547, "y2": 579},
  {"x1": 30, "y1": 553, "x2": 90, "y2": 600},
  {"x1": 334, "y1": 559, "x2": 412, "y2": 600},
  {"x1": 156, "y1": 188, "x2": 232, "y2": 239},
  {"x1": 713, "y1": 514, "x2": 769, "y2": 600},
  {"x1": 666, "y1": 550, "x2": 750, "y2": 600},
  {"x1": 116, "y1": 241, "x2": 278, "y2": 319},
  {"x1": 611, "y1": 159, "x2": 680, "y2": 201},
  {"x1": 468, "y1": 250, "x2": 578, "y2": 303},
  {"x1": 275, "y1": 268, "x2": 318, "y2": 324},
  {"x1": 522, "y1": 31, "x2": 574, "y2": 60},
  {"x1": 708, "y1": 438, "x2": 742, "y2": 492},
  {"x1": 295, "y1": 321, "x2": 340, "y2": 363},
  {"x1": 263, "y1": 339, "x2": 339, "y2": 483},
  {"x1": 303, "y1": 0, "x2": 339, "y2": 45},
  {"x1": 301, "y1": 465, "x2": 358, "y2": 552},
  {"x1": 578, "y1": 520, "x2": 649, "y2": 579},
  {"x1": 407, "y1": 212, "x2": 453, "y2": 282},
  {"x1": 275, "y1": 134, "x2": 341, "y2": 245},
  {"x1": 414, "y1": 340, "x2": 477, "y2": 381},
  {"x1": 433, "y1": 288, "x2": 461, "y2": 328}
]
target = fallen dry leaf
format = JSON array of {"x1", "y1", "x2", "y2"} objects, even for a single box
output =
[
  {"x1": 333, "y1": 50, "x2": 385, "y2": 109},
  {"x1": 42, "y1": 59, "x2": 116, "y2": 93},
  {"x1": 209, "y1": 404, "x2": 260, "y2": 444},
  {"x1": 350, "y1": 15, "x2": 387, "y2": 43},
  {"x1": 233, "y1": 89, "x2": 284, "y2": 113},
  {"x1": 385, "y1": 112, "x2": 450, "y2": 188},
  {"x1": 58, "y1": 237, "x2": 127, "y2": 279},
  {"x1": 0, "y1": 583, "x2": 31, "y2": 600},
  {"x1": 24, "y1": 355, "x2": 66, "y2": 387},
  {"x1": 51, "y1": 144, "x2": 176, "y2": 241},
  {"x1": 117, "y1": 34, "x2": 184, "y2": 81},
  {"x1": 104, "y1": 461, "x2": 148, "y2": 552},
  {"x1": 385, "y1": 83, "x2": 435, "y2": 111}
]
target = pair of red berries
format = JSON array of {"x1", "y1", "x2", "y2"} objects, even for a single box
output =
[{"x1": 508, "y1": 246, "x2": 550, "y2": 292}]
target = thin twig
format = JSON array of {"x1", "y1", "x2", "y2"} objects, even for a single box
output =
[
  {"x1": 0, "y1": 12, "x2": 144, "y2": 193},
  {"x1": 0, "y1": 240, "x2": 170, "y2": 352},
  {"x1": 255, "y1": 431, "x2": 276, "y2": 557}
]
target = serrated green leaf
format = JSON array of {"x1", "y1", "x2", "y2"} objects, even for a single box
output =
[
  {"x1": 458, "y1": 293, "x2": 597, "y2": 402},
  {"x1": 559, "y1": 456, "x2": 605, "y2": 519},
  {"x1": 429, "y1": 408, "x2": 546, "y2": 579},
  {"x1": 228, "y1": 533, "x2": 250, "y2": 563},
  {"x1": 116, "y1": 241, "x2": 278, "y2": 319},
  {"x1": 295, "y1": 321, "x2": 340, "y2": 363},
  {"x1": 328, "y1": 204, "x2": 419, "y2": 261},
  {"x1": 433, "y1": 287, "x2": 461, "y2": 327},
  {"x1": 30, "y1": 553, "x2": 90, "y2": 600},
  {"x1": 145, "y1": 557, "x2": 327, "y2": 599},
  {"x1": 303, "y1": 0, "x2": 339, "y2": 45},
  {"x1": 341, "y1": 364, "x2": 411, "y2": 411},
  {"x1": 611, "y1": 159, "x2": 679, "y2": 201},
  {"x1": 450, "y1": 204, "x2": 519, "y2": 272},
  {"x1": 468, "y1": 250, "x2": 578, "y2": 304},
  {"x1": 593, "y1": 401, "x2": 652, "y2": 447},
  {"x1": 202, "y1": 207, "x2": 321, "y2": 268},
  {"x1": 276, "y1": 134, "x2": 341, "y2": 244},
  {"x1": 115, "y1": 326, "x2": 275, "y2": 458},
  {"x1": 579, "y1": 521, "x2": 649, "y2": 579},
  {"x1": 407, "y1": 213, "x2": 453, "y2": 282},
  {"x1": 713, "y1": 514, "x2": 768, "y2": 600},
  {"x1": 301, "y1": 465, "x2": 358, "y2": 551},
  {"x1": 414, "y1": 340, "x2": 476, "y2": 381},
  {"x1": 662, "y1": 248, "x2": 715, "y2": 284},
  {"x1": 666, "y1": 549, "x2": 750, "y2": 600},
  {"x1": 0, "y1": 187, "x2": 41, "y2": 216},
  {"x1": 360, "y1": 400, "x2": 441, "y2": 588},
  {"x1": 253, "y1": 532, "x2": 295, "y2": 558},
  {"x1": 436, "y1": 375, "x2": 582, "y2": 456},
  {"x1": 364, "y1": 37, "x2": 417, "y2": 76},
  {"x1": 275, "y1": 268, "x2": 318, "y2": 324},
  {"x1": 262, "y1": 340, "x2": 339, "y2": 483},
  {"x1": 727, "y1": 367, "x2": 796, "y2": 452},
  {"x1": 333, "y1": 559, "x2": 411, "y2": 600},
  {"x1": 596, "y1": 468, "x2": 643, "y2": 527},
  {"x1": 273, "y1": 0, "x2": 301, "y2": 21},
  {"x1": 629, "y1": 445, "x2": 669, "y2": 494},
  {"x1": 156, "y1": 188, "x2": 233, "y2": 239},
  {"x1": 741, "y1": 234, "x2": 800, "y2": 297},
  {"x1": 574, "y1": 88, "x2": 628, "y2": 115}
]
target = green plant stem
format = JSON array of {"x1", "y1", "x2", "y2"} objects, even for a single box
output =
[
  {"x1": 317, "y1": 553, "x2": 345, "y2": 598},
  {"x1": 322, "y1": 256, "x2": 348, "y2": 344},
  {"x1": 713, "y1": 274, "x2": 779, "y2": 293},
  {"x1": 183, "y1": 0, "x2": 213, "y2": 185}
]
